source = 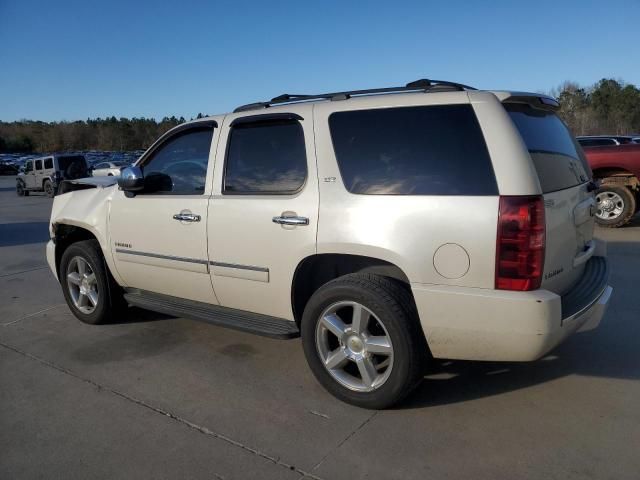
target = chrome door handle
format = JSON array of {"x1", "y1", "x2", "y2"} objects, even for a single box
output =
[
  {"x1": 173, "y1": 213, "x2": 201, "y2": 222},
  {"x1": 272, "y1": 216, "x2": 309, "y2": 226}
]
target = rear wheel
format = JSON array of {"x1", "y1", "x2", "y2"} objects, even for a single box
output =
[
  {"x1": 301, "y1": 273, "x2": 427, "y2": 409},
  {"x1": 595, "y1": 185, "x2": 636, "y2": 228},
  {"x1": 60, "y1": 240, "x2": 126, "y2": 324},
  {"x1": 44, "y1": 179, "x2": 55, "y2": 198}
]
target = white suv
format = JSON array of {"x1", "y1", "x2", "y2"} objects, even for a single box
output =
[{"x1": 46, "y1": 79, "x2": 612, "y2": 408}]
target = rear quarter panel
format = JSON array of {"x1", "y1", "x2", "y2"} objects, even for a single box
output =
[{"x1": 313, "y1": 92, "x2": 500, "y2": 288}]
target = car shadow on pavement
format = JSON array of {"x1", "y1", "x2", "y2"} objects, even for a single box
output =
[
  {"x1": 0, "y1": 222, "x2": 50, "y2": 247},
  {"x1": 399, "y1": 324, "x2": 639, "y2": 410}
]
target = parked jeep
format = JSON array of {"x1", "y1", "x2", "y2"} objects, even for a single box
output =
[
  {"x1": 46, "y1": 80, "x2": 612, "y2": 408},
  {"x1": 17, "y1": 154, "x2": 90, "y2": 197},
  {"x1": 581, "y1": 143, "x2": 640, "y2": 227}
]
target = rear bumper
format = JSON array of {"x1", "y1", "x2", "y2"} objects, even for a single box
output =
[{"x1": 412, "y1": 256, "x2": 611, "y2": 361}]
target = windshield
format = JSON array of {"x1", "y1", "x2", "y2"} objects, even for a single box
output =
[{"x1": 505, "y1": 103, "x2": 591, "y2": 193}]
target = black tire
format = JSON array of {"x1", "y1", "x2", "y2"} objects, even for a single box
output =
[
  {"x1": 301, "y1": 273, "x2": 428, "y2": 409},
  {"x1": 59, "y1": 239, "x2": 126, "y2": 325},
  {"x1": 595, "y1": 185, "x2": 636, "y2": 228},
  {"x1": 16, "y1": 182, "x2": 25, "y2": 196},
  {"x1": 44, "y1": 179, "x2": 55, "y2": 198}
]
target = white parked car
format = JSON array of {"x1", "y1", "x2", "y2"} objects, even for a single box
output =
[
  {"x1": 91, "y1": 161, "x2": 129, "y2": 177},
  {"x1": 46, "y1": 79, "x2": 612, "y2": 408}
]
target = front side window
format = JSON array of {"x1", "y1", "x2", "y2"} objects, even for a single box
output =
[
  {"x1": 329, "y1": 105, "x2": 497, "y2": 195},
  {"x1": 35, "y1": 159, "x2": 43, "y2": 170},
  {"x1": 223, "y1": 120, "x2": 307, "y2": 194},
  {"x1": 142, "y1": 127, "x2": 214, "y2": 195},
  {"x1": 24, "y1": 161, "x2": 33, "y2": 173}
]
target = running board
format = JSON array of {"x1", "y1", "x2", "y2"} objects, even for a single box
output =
[{"x1": 123, "y1": 290, "x2": 300, "y2": 339}]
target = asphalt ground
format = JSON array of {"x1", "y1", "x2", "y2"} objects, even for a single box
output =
[{"x1": 1, "y1": 175, "x2": 639, "y2": 479}]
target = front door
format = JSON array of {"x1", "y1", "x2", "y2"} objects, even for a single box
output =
[
  {"x1": 23, "y1": 160, "x2": 36, "y2": 189},
  {"x1": 208, "y1": 107, "x2": 318, "y2": 320},
  {"x1": 109, "y1": 121, "x2": 219, "y2": 304}
]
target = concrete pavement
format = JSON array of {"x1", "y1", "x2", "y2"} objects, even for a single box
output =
[{"x1": 1, "y1": 175, "x2": 639, "y2": 479}]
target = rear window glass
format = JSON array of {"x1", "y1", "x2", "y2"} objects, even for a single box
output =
[
  {"x1": 329, "y1": 105, "x2": 497, "y2": 195},
  {"x1": 506, "y1": 103, "x2": 591, "y2": 193}
]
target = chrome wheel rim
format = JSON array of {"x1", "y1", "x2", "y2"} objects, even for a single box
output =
[
  {"x1": 315, "y1": 301, "x2": 394, "y2": 392},
  {"x1": 66, "y1": 256, "x2": 99, "y2": 314},
  {"x1": 596, "y1": 191, "x2": 624, "y2": 220}
]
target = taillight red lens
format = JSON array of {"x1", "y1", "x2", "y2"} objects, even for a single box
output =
[{"x1": 495, "y1": 195, "x2": 545, "y2": 291}]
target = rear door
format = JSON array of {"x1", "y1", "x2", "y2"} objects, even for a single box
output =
[
  {"x1": 207, "y1": 106, "x2": 318, "y2": 320},
  {"x1": 506, "y1": 103, "x2": 594, "y2": 294}
]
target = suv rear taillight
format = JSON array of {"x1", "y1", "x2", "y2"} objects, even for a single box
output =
[{"x1": 495, "y1": 195, "x2": 545, "y2": 291}]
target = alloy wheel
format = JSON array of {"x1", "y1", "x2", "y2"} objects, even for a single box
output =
[
  {"x1": 66, "y1": 256, "x2": 99, "y2": 314},
  {"x1": 315, "y1": 301, "x2": 394, "y2": 392}
]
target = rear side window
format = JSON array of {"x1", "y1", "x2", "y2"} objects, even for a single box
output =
[
  {"x1": 44, "y1": 158, "x2": 53, "y2": 169},
  {"x1": 329, "y1": 105, "x2": 497, "y2": 195},
  {"x1": 506, "y1": 103, "x2": 591, "y2": 193},
  {"x1": 224, "y1": 120, "x2": 307, "y2": 194}
]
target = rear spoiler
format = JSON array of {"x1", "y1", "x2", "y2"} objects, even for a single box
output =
[{"x1": 492, "y1": 91, "x2": 560, "y2": 111}]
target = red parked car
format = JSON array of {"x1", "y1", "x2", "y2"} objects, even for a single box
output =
[{"x1": 582, "y1": 143, "x2": 640, "y2": 227}]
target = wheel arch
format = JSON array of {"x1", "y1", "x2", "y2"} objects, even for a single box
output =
[
  {"x1": 291, "y1": 253, "x2": 413, "y2": 326},
  {"x1": 53, "y1": 223, "x2": 100, "y2": 280},
  {"x1": 592, "y1": 168, "x2": 639, "y2": 190}
]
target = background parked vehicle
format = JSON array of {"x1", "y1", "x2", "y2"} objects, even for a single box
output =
[
  {"x1": 582, "y1": 143, "x2": 640, "y2": 227},
  {"x1": 0, "y1": 162, "x2": 19, "y2": 175},
  {"x1": 91, "y1": 161, "x2": 129, "y2": 177},
  {"x1": 577, "y1": 135, "x2": 635, "y2": 147},
  {"x1": 16, "y1": 154, "x2": 90, "y2": 197}
]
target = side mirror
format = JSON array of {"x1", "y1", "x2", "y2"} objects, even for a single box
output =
[{"x1": 117, "y1": 166, "x2": 145, "y2": 193}]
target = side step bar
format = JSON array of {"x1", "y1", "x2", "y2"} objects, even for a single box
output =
[{"x1": 123, "y1": 290, "x2": 300, "y2": 339}]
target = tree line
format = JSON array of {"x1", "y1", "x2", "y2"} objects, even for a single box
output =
[
  {"x1": 1, "y1": 78, "x2": 639, "y2": 154},
  {"x1": 551, "y1": 78, "x2": 640, "y2": 136},
  {"x1": 0, "y1": 114, "x2": 207, "y2": 153}
]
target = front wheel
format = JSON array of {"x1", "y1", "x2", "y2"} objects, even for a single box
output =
[
  {"x1": 301, "y1": 274, "x2": 428, "y2": 409},
  {"x1": 595, "y1": 185, "x2": 636, "y2": 228},
  {"x1": 60, "y1": 240, "x2": 125, "y2": 324},
  {"x1": 16, "y1": 182, "x2": 26, "y2": 196}
]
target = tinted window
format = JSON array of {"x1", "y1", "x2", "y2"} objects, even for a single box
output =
[
  {"x1": 35, "y1": 159, "x2": 43, "y2": 170},
  {"x1": 24, "y1": 161, "x2": 33, "y2": 172},
  {"x1": 578, "y1": 138, "x2": 615, "y2": 147},
  {"x1": 44, "y1": 158, "x2": 53, "y2": 169},
  {"x1": 329, "y1": 105, "x2": 497, "y2": 195},
  {"x1": 506, "y1": 103, "x2": 590, "y2": 193},
  {"x1": 224, "y1": 120, "x2": 307, "y2": 194},
  {"x1": 142, "y1": 127, "x2": 213, "y2": 195},
  {"x1": 94, "y1": 163, "x2": 107, "y2": 169}
]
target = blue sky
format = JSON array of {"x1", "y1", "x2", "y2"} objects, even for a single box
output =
[{"x1": 1, "y1": 0, "x2": 638, "y2": 122}]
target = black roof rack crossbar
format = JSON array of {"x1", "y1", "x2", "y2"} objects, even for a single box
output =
[{"x1": 233, "y1": 78, "x2": 476, "y2": 113}]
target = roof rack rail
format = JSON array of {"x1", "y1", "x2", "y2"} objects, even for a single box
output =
[{"x1": 233, "y1": 78, "x2": 476, "y2": 113}]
